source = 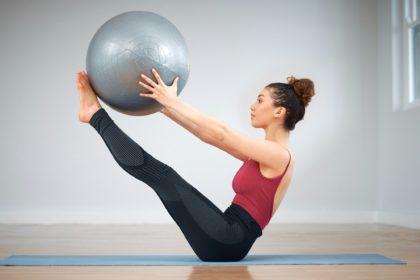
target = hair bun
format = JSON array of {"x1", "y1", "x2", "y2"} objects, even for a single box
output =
[{"x1": 287, "y1": 76, "x2": 315, "y2": 107}]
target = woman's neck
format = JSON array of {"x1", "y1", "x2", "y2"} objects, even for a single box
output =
[{"x1": 264, "y1": 123, "x2": 290, "y2": 147}]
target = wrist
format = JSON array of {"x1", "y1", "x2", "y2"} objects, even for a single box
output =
[{"x1": 164, "y1": 96, "x2": 180, "y2": 110}]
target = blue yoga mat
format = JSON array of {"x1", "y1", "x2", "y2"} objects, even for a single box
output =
[{"x1": 0, "y1": 254, "x2": 405, "y2": 266}]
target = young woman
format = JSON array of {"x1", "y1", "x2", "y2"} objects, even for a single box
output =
[{"x1": 76, "y1": 69, "x2": 315, "y2": 262}]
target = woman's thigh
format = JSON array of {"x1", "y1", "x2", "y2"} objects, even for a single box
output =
[{"x1": 150, "y1": 167, "x2": 256, "y2": 261}]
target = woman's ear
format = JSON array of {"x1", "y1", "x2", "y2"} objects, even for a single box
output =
[{"x1": 274, "y1": 107, "x2": 285, "y2": 118}]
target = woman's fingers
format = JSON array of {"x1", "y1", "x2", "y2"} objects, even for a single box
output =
[
  {"x1": 151, "y1": 68, "x2": 164, "y2": 85},
  {"x1": 172, "y1": 77, "x2": 179, "y2": 87},
  {"x1": 138, "y1": 70, "x2": 178, "y2": 105},
  {"x1": 138, "y1": 81, "x2": 154, "y2": 92},
  {"x1": 140, "y1": 74, "x2": 158, "y2": 87},
  {"x1": 139, "y1": 92, "x2": 154, "y2": 99}
]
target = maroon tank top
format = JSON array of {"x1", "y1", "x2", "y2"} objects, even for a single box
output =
[{"x1": 231, "y1": 149, "x2": 291, "y2": 231}]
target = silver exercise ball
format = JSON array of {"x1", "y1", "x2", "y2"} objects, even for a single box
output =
[{"x1": 86, "y1": 11, "x2": 189, "y2": 116}]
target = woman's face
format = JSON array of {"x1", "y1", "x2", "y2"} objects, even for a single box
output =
[{"x1": 250, "y1": 87, "x2": 279, "y2": 128}]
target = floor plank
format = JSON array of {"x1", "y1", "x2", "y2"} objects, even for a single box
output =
[{"x1": 0, "y1": 223, "x2": 419, "y2": 280}]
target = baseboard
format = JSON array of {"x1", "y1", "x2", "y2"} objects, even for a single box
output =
[
  {"x1": 0, "y1": 209, "x2": 170, "y2": 224},
  {"x1": 270, "y1": 209, "x2": 376, "y2": 224},
  {"x1": 376, "y1": 211, "x2": 420, "y2": 229},
  {"x1": 0, "y1": 210, "x2": 418, "y2": 229},
  {"x1": 0, "y1": 209, "x2": 376, "y2": 224}
]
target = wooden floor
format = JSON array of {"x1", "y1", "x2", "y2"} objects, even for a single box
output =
[{"x1": 0, "y1": 223, "x2": 419, "y2": 279}]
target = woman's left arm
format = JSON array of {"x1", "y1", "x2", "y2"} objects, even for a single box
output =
[
  {"x1": 139, "y1": 69, "x2": 287, "y2": 169},
  {"x1": 160, "y1": 104, "x2": 248, "y2": 161}
]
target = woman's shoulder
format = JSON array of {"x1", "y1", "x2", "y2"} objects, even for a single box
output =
[{"x1": 246, "y1": 145, "x2": 292, "y2": 161}]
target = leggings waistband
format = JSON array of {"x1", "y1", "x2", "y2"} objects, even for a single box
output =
[{"x1": 225, "y1": 203, "x2": 262, "y2": 238}]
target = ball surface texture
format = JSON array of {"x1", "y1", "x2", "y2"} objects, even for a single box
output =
[{"x1": 86, "y1": 11, "x2": 189, "y2": 116}]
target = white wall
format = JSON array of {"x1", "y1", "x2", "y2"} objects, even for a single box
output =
[
  {"x1": 0, "y1": 0, "x2": 384, "y2": 226},
  {"x1": 376, "y1": 0, "x2": 420, "y2": 229}
]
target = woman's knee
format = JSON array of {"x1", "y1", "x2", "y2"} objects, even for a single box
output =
[{"x1": 116, "y1": 152, "x2": 172, "y2": 184}]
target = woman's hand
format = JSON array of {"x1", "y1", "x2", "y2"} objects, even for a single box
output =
[{"x1": 138, "y1": 68, "x2": 179, "y2": 108}]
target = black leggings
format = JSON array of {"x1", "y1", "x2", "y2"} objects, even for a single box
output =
[{"x1": 89, "y1": 108, "x2": 262, "y2": 262}]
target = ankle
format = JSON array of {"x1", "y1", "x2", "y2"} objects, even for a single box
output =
[{"x1": 89, "y1": 105, "x2": 102, "y2": 117}]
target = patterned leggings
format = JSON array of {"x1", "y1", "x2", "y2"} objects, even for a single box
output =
[{"x1": 89, "y1": 108, "x2": 262, "y2": 261}]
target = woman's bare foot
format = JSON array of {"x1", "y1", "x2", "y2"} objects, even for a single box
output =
[{"x1": 76, "y1": 71, "x2": 102, "y2": 123}]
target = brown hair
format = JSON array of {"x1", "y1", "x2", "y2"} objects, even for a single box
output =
[{"x1": 266, "y1": 76, "x2": 315, "y2": 130}]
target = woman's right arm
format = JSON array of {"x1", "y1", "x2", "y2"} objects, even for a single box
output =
[{"x1": 160, "y1": 108, "x2": 248, "y2": 161}]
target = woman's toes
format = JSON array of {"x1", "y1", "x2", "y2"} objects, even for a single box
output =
[{"x1": 77, "y1": 73, "x2": 88, "y2": 88}]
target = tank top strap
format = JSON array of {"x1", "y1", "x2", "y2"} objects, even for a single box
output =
[{"x1": 280, "y1": 149, "x2": 292, "y2": 177}]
